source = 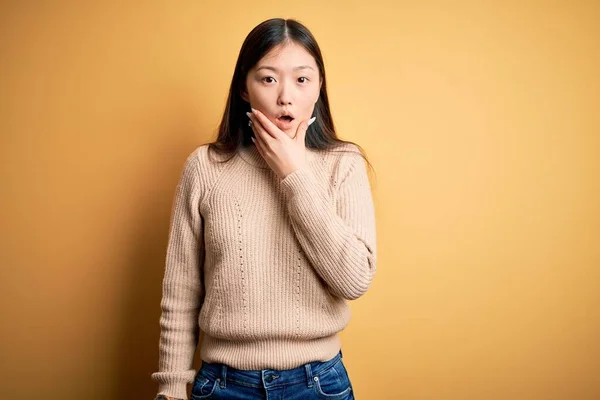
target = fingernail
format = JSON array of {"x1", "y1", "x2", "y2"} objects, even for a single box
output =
[
  {"x1": 251, "y1": 137, "x2": 255, "y2": 142},
  {"x1": 246, "y1": 112, "x2": 252, "y2": 118},
  {"x1": 308, "y1": 117, "x2": 316, "y2": 126},
  {"x1": 248, "y1": 120, "x2": 253, "y2": 126},
  {"x1": 251, "y1": 108, "x2": 257, "y2": 114}
]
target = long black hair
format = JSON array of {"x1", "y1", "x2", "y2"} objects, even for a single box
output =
[{"x1": 206, "y1": 17, "x2": 373, "y2": 174}]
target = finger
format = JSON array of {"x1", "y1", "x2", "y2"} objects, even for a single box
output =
[
  {"x1": 251, "y1": 131, "x2": 266, "y2": 157},
  {"x1": 249, "y1": 121, "x2": 263, "y2": 148},
  {"x1": 248, "y1": 112, "x2": 275, "y2": 147},
  {"x1": 251, "y1": 108, "x2": 284, "y2": 139},
  {"x1": 294, "y1": 118, "x2": 311, "y2": 143}
]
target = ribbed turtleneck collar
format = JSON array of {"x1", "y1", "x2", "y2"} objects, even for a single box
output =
[
  {"x1": 237, "y1": 143, "x2": 317, "y2": 171},
  {"x1": 238, "y1": 143, "x2": 270, "y2": 168}
]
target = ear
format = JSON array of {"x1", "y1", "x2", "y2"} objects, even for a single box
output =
[{"x1": 241, "y1": 89, "x2": 249, "y2": 103}]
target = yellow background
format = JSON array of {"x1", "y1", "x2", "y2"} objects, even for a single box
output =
[{"x1": 1, "y1": 1, "x2": 598, "y2": 399}]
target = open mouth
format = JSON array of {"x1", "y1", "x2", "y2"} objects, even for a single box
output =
[{"x1": 275, "y1": 115, "x2": 295, "y2": 130}]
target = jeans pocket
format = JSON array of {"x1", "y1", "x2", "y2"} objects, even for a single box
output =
[
  {"x1": 313, "y1": 359, "x2": 353, "y2": 399},
  {"x1": 191, "y1": 370, "x2": 220, "y2": 399}
]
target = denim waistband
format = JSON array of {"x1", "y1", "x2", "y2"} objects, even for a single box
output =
[{"x1": 199, "y1": 349, "x2": 344, "y2": 389}]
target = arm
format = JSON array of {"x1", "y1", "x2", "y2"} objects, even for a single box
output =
[
  {"x1": 279, "y1": 150, "x2": 377, "y2": 300},
  {"x1": 151, "y1": 152, "x2": 205, "y2": 400}
]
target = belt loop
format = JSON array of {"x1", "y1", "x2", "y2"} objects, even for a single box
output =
[
  {"x1": 220, "y1": 365, "x2": 227, "y2": 389},
  {"x1": 304, "y1": 363, "x2": 314, "y2": 388}
]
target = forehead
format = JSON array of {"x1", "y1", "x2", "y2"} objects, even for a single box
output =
[{"x1": 255, "y1": 42, "x2": 317, "y2": 70}]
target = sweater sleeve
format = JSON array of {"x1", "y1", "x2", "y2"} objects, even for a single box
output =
[
  {"x1": 279, "y1": 150, "x2": 377, "y2": 300},
  {"x1": 150, "y1": 151, "x2": 205, "y2": 400}
]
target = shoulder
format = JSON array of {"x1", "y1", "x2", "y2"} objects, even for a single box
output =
[
  {"x1": 314, "y1": 142, "x2": 365, "y2": 183},
  {"x1": 185, "y1": 143, "x2": 220, "y2": 166},
  {"x1": 185, "y1": 143, "x2": 234, "y2": 173},
  {"x1": 307, "y1": 142, "x2": 367, "y2": 191},
  {"x1": 180, "y1": 143, "x2": 233, "y2": 201},
  {"x1": 321, "y1": 142, "x2": 363, "y2": 163}
]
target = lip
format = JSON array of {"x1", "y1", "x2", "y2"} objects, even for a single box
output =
[
  {"x1": 274, "y1": 116, "x2": 295, "y2": 130},
  {"x1": 277, "y1": 110, "x2": 295, "y2": 119}
]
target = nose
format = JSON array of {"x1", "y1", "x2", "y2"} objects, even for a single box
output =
[{"x1": 277, "y1": 80, "x2": 293, "y2": 106}]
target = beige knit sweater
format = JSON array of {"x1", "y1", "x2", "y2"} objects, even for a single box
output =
[{"x1": 150, "y1": 142, "x2": 377, "y2": 399}]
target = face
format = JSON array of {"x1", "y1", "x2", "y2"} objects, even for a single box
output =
[{"x1": 242, "y1": 41, "x2": 322, "y2": 138}]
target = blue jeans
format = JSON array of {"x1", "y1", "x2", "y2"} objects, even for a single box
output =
[{"x1": 191, "y1": 349, "x2": 355, "y2": 399}]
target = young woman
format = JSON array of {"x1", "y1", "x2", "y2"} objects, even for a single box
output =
[{"x1": 152, "y1": 17, "x2": 377, "y2": 400}]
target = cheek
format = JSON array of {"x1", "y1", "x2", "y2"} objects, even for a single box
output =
[
  {"x1": 247, "y1": 87, "x2": 273, "y2": 107},
  {"x1": 300, "y1": 88, "x2": 320, "y2": 108}
]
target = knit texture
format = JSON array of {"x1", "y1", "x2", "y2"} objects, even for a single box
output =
[{"x1": 151, "y1": 142, "x2": 377, "y2": 399}]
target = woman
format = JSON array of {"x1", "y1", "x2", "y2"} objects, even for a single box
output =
[{"x1": 152, "y1": 17, "x2": 377, "y2": 400}]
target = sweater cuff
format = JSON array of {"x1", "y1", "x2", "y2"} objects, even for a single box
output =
[{"x1": 157, "y1": 381, "x2": 188, "y2": 400}]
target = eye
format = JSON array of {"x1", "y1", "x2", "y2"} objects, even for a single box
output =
[
  {"x1": 298, "y1": 77, "x2": 309, "y2": 83},
  {"x1": 262, "y1": 76, "x2": 276, "y2": 83}
]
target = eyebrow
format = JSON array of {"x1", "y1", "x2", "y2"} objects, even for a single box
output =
[{"x1": 255, "y1": 65, "x2": 315, "y2": 72}]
